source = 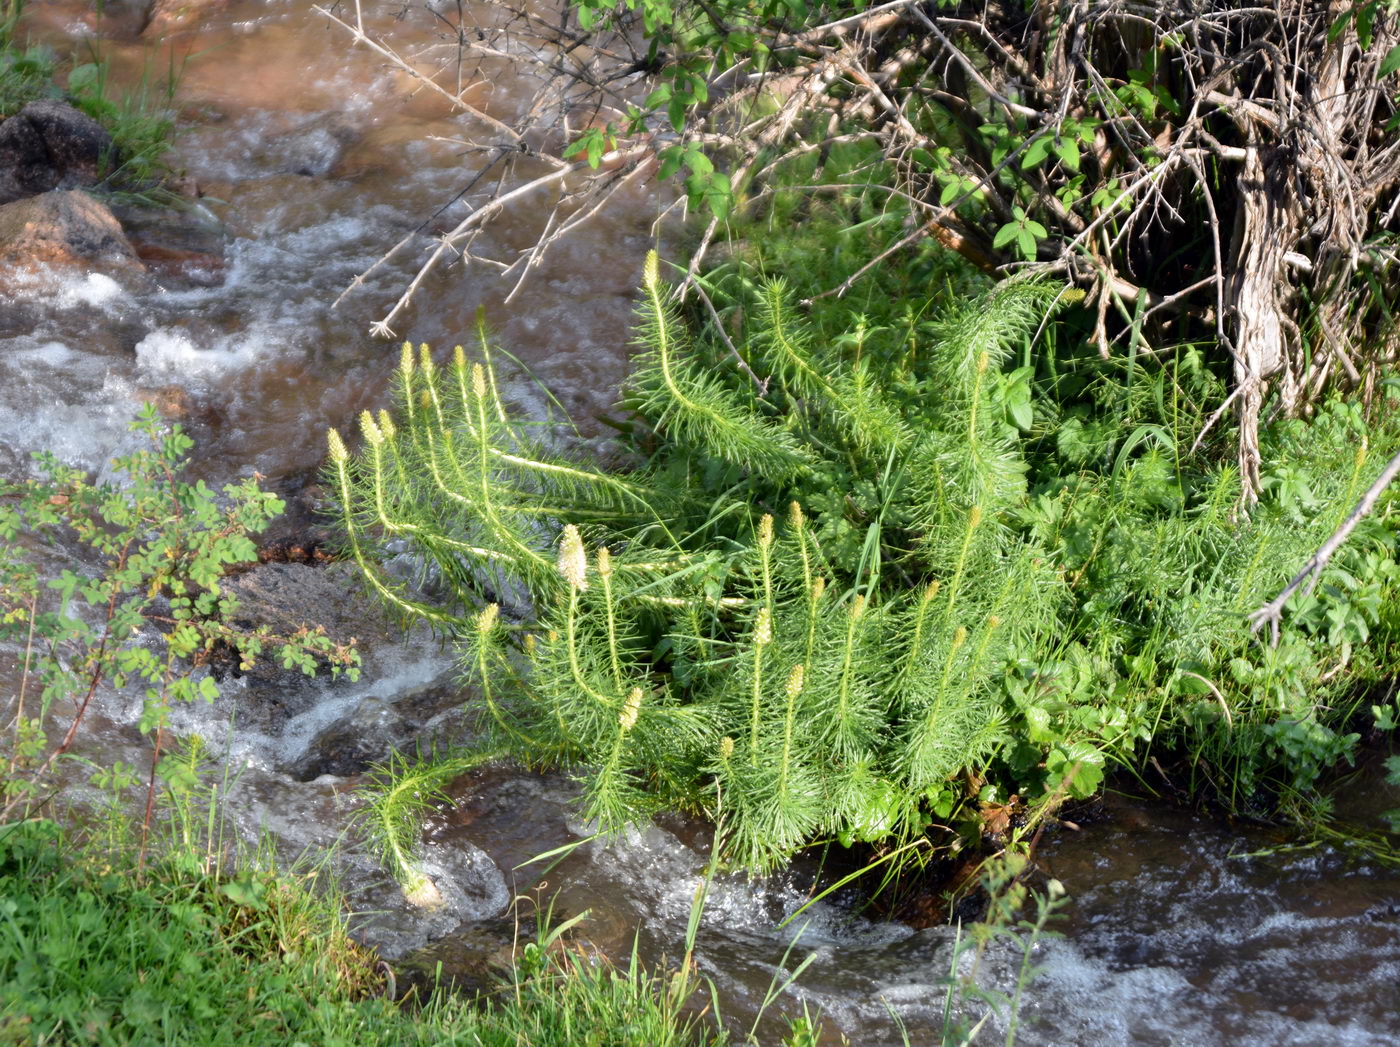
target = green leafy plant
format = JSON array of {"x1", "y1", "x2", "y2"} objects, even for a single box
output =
[
  {"x1": 331, "y1": 224, "x2": 1400, "y2": 873},
  {"x1": 329, "y1": 256, "x2": 1075, "y2": 873},
  {"x1": 0, "y1": 405, "x2": 359, "y2": 837}
]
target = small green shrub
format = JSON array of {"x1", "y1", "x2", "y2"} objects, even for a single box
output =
[
  {"x1": 0, "y1": 405, "x2": 359, "y2": 827},
  {"x1": 330, "y1": 258, "x2": 1071, "y2": 872}
]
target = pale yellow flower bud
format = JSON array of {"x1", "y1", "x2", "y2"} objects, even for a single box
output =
[
  {"x1": 399, "y1": 341, "x2": 414, "y2": 378},
  {"x1": 597, "y1": 546, "x2": 613, "y2": 579},
  {"x1": 643, "y1": 249, "x2": 660, "y2": 291},
  {"x1": 453, "y1": 344, "x2": 466, "y2": 371},
  {"x1": 476, "y1": 603, "x2": 499, "y2": 634},
  {"x1": 811, "y1": 577, "x2": 826, "y2": 602},
  {"x1": 377, "y1": 410, "x2": 396, "y2": 440},
  {"x1": 720, "y1": 736, "x2": 735, "y2": 760},
  {"x1": 968, "y1": 505, "x2": 983, "y2": 530},
  {"x1": 472, "y1": 362, "x2": 487, "y2": 401},
  {"x1": 987, "y1": 615, "x2": 1002, "y2": 630},
  {"x1": 851, "y1": 593, "x2": 867, "y2": 620},
  {"x1": 789, "y1": 501, "x2": 805, "y2": 530},
  {"x1": 418, "y1": 343, "x2": 433, "y2": 375},
  {"x1": 786, "y1": 663, "x2": 805, "y2": 700},
  {"x1": 620, "y1": 687, "x2": 642, "y2": 731},
  {"x1": 754, "y1": 606, "x2": 773, "y2": 646},
  {"x1": 558, "y1": 525, "x2": 588, "y2": 591},
  {"x1": 360, "y1": 410, "x2": 383, "y2": 446},
  {"x1": 952, "y1": 626, "x2": 967, "y2": 650},
  {"x1": 758, "y1": 514, "x2": 774, "y2": 550},
  {"x1": 923, "y1": 579, "x2": 942, "y2": 603},
  {"x1": 326, "y1": 429, "x2": 348, "y2": 463}
]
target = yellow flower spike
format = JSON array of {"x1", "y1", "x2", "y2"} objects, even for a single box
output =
[
  {"x1": 620, "y1": 687, "x2": 642, "y2": 732},
  {"x1": 987, "y1": 615, "x2": 1002, "y2": 630},
  {"x1": 758, "y1": 513, "x2": 774, "y2": 549},
  {"x1": 811, "y1": 577, "x2": 826, "y2": 602},
  {"x1": 643, "y1": 249, "x2": 660, "y2": 292},
  {"x1": 789, "y1": 501, "x2": 805, "y2": 530},
  {"x1": 377, "y1": 410, "x2": 396, "y2": 441},
  {"x1": 952, "y1": 626, "x2": 968, "y2": 651},
  {"x1": 719, "y1": 736, "x2": 735, "y2": 761},
  {"x1": 786, "y1": 663, "x2": 805, "y2": 700},
  {"x1": 976, "y1": 350, "x2": 989, "y2": 374},
  {"x1": 851, "y1": 593, "x2": 867, "y2": 620},
  {"x1": 399, "y1": 341, "x2": 414, "y2": 377},
  {"x1": 418, "y1": 344, "x2": 434, "y2": 375},
  {"x1": 968, "y1": 505, "x2": 983, "y2": 530},
  {"x1": 597, "y1": 546, "x2": 613, "y2": 579},
  {"x1": 359, "y1": 410, "x2": 383, "y2": 446},
  {"x1": 923, "y1": 579, "x2": 942, "y2": 603},
  {"x1": 557, "y1": 525, "x2": 588, "y2": 591},
  {"x1": 754, "y1": 606, "x2": 773, "y2": 646},
  {"x1": 453, "y1": 345, "x2": 466, "y2": 371},
  {"x1": 472, "y1": 362, "x2": 488, "y2": 401},
  {"x1": 476, "y1": 603, "x2": 499, "y2": 634},
  {"x1": 326, "y1": 429, "x2": 348, "y2": 463}
]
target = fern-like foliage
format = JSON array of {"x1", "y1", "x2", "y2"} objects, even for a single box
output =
[{"x1": 329, "y1": 253, "x2": 1069, "y2": 873}]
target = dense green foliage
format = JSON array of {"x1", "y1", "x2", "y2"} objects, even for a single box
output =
[{"x1": 329, "y1": 224, "x2": 1400, "y2": 873}]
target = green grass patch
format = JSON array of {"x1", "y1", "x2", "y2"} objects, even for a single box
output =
[{"x1": 0, "y1": 819, "x2": 743, "y2": 1047}]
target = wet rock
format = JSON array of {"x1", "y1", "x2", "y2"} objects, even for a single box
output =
[
  {"x1": 291, "y1": 696, "x2": 409, "y2": 781},
  {"x1": 132, "y1": 241, "x2": 227, "y2": 286},
  {"x1": 0, "y1": 112, "x2": 53, "y2": 204},
  {"x1": 393, "y1": 918, "x2": 522, "y2": 998},
  {"x1": 23, "y1": 101, "x2": 112, "y2": 184},
  {"x1": 145, "y1": 0, "x2": 233, "y2": 37},
  {"x1": 0, "y1": 190, "x2": 150, "y2": 292},
  {"x1": 210, "y1": 559, "x2": 420, "y2": 733},
  {"x1": 224, "y1": 560, "x2": 396, "y2": 650},
  {"x1": 0, "y1": 101, "x2": 113, "y2": 205},
  {"x1": 115, "y1": 201, "x2": 229, "y2": 288},
  {"x1": 53, "y1": 0, "x2": 157, "y2": 39}
]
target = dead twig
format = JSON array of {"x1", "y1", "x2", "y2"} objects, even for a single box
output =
[{"x1": 1250, "y1": 446, "x2": 1400, "y2": 646}]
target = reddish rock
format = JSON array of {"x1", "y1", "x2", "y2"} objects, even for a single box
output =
[
  {"x1": 0, "y1": 190, "x2": 150, "y2": 291},
  {"x1": 144, "y1": 0, "x2": 233, "y2": 37},
  {"x1": 130, "y1": 238, "x2": 227, "y2": 287},
  {"x1": 115, "y1": 201, "x2": 229, "y2": 289}
]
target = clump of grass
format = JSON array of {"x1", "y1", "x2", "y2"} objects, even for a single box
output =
[
  {"x1": 0, "y1": 818, "x2": 741, "y2": 1047},
  {"x1": 0, "y1": 40, "x2": 56, "y2": 118}
]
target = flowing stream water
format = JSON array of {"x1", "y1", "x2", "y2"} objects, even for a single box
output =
[{"x1": 3, "y1": 2, "x2": 1399, "y2": 1043}]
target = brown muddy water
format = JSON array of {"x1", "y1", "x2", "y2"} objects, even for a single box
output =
[{"x1": 2, "y1": 2, "x2": 1399, "y2": 1044}]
